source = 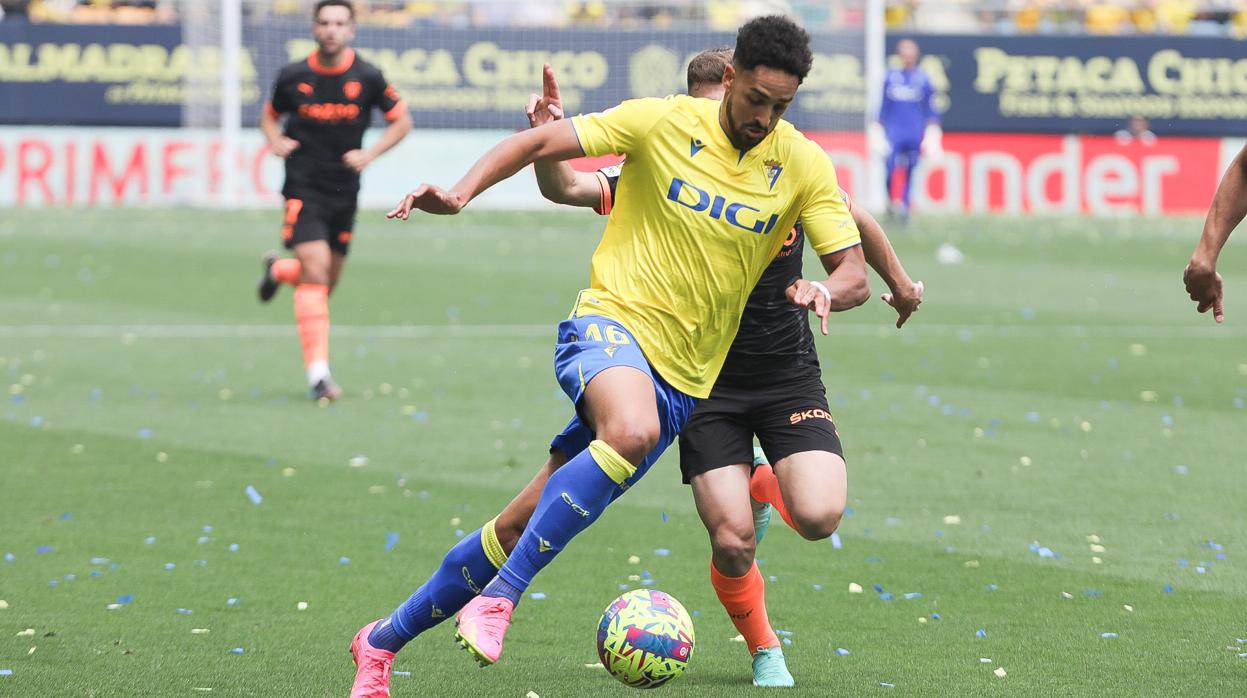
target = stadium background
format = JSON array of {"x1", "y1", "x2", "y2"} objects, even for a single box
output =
[
  {"x1": 1, "y1": 0, "x2": 1246, "y2": 213},
  {"x1": 3, "y1": 2, "x2": 1246, "y2": 696}
]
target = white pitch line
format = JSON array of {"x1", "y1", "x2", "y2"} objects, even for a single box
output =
[{"x1": 0, "y1": 323, "x2": 1243, "y2": 339}]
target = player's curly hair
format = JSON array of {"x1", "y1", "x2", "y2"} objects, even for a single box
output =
[{"x1": 733, "y1": 15, "x2": 813, "y2": 83}]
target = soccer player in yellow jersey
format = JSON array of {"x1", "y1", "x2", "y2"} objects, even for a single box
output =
[
  {"x1": 349, "y1": 16, "x2": 868, "y2": 690},
  {"x1": 527, "y1": 53, "x2": 923, "y2": 686}
]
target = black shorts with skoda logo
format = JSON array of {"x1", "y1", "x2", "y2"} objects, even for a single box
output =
[{"x1": 677, "y1": 350, "x2": 843, "y2": 484}]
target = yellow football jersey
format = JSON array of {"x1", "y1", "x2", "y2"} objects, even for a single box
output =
[{"x1": 570, "y1": 95, "x2": 859, "y2": 398}]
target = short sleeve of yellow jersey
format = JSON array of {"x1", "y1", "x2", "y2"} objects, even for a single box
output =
[
  {"x1": 794, "y1": 141, "x2": 861, "y2": 255},
  {"x1": 572, "y1": 97, "x2": 678, "y2": 157}
]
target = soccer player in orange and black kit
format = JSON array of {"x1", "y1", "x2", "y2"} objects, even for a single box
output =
[{"x1": 256, "y1": 0, "x2": 411, "y2": 401}]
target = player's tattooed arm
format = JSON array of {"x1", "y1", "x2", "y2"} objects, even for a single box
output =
[
  {"x1": 787, "y1": 245, "x2": 870, "y2": 336},
  {"x1": 855, "y1": 207, "x2": 923, "y2": 328},
  {"x1": 1185, "y1": 142, "x2": 1247, "y2": 323},
  {"x1": 527, "y1": 63, "x2": 604, "y2": 209}
]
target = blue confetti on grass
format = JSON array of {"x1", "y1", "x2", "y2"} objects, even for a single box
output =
[
  {"x1": 339, "y1": 557, "x2": 351, "y2": 565},
  {"x1": 830, "y1": 532, "x2": 843, "y2": 549},
  {"x1": 144, "y1": 537, "x2": 156, "y2": 545},
  {"x1": 782, "y1": 638, "x2": 792, "y2": 646},
  {"x1": 661, "y1": 511, "x2": 668, "y2": 523},
  {"x1": 228, "y1": 647, "x2": 245, "y2": 654},
  {"x1": 836, "y1": 648, "x2": 850, "y2": 656},
  {"x1": 245, "y1": 485, "x2": 263, "y2": 505},
  {"x1": 530, "y1": 592, "x2": 547, "y2": 600},
  {"x1": 2, "y1": 553, "x2": 12, "y2": 562},
  {"x1": 1163, "y1": 584, "x2": 1173, "y2": 593},
  {"x1": 36, "y1": 546, "x2": 52, "y2": 554},
  {"x1": 175, "y1": 608, "x2": 193, "y2": 615},
  {"x1": 227, "y1": 598, "x2": 240, "y2": 606},
  {"x1": 392, "y1": 671, "x2": 412, "y2": 677},
  {"x1": 1101, "y1": 632, "x2": 1118, "y2": 639},
  {"x1": 904, "y1": 592, "x2": 923, "y2": 600},
  {"x1": 879, "y1": 593, "x2": 895, "y2": 601},
  {"x1": 228, "y1": 544, "x2": 239, "y2": 552},
  {"x1": 384, "y1": 532, "x2": 400, "y2": 552},
  {"x1": 164, "y1": 563, "x2": 176, "y2": 570},
  {"x1": 117, "y1": 594, "x2": 134, "y2": 605},
  {"x1": 976, "y1": 629, "x2": 987, "y2": 638},
  {"x1": 137, "y1": 428, "x2": 152, "y2": 440},
  {"x1": 931, "y1": 613, "x2": 941, "y2": 620},
  {"x1": 90, "y1": 557, "x2": 109, "y2": 565}
]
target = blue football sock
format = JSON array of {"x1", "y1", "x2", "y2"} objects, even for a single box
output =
[
  {"x1": 368, "y1": 520, "x2": 508, "y2": 653},
  {"x1": 485, "y1": 440, "x2": 635, "y2": 600}
]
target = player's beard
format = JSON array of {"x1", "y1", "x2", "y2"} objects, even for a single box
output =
[
  {"x1": 724, "y1": 88, "x2": 768, "y2": 150},
  {"x1": 315, "y1": 34, "x2": 346, "y2": 59}
]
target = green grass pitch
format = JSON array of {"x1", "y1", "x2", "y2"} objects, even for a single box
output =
[{"x1": 1, "y1": 208, "x2": 1244, "y2": 696}]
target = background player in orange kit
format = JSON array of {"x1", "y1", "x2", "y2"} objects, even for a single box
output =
[{"x1": 256, "y1": 0, "x2": 411, "y2": 401}]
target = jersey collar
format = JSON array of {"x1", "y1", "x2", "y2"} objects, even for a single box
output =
[
  {"x1": 709, "y1": 107, "x2": 768, "y2": 166},
  {"x1": 308, "y1": 48, "x2": 355, "y2": 76}
]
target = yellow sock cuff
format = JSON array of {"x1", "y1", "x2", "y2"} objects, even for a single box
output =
[
  {"x1": 480, "y1": 517, "x2": 508, "y2": 569},
  {"x1": 589, "y1": 439, "x2": 636, "y2": 485}
]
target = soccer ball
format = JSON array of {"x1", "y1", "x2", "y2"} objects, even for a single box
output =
[{"x1": 596, "y1": 588, "x2": 695, "y2": 689}]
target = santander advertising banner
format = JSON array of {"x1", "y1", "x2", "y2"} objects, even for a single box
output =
[{"x1": 0, "y1": 127, "x2": 1236, "y2": 215}]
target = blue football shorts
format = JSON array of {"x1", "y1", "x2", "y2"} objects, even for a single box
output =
[{"x1": 548, "y1": 314, "x2": 698, "y2": 491}]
